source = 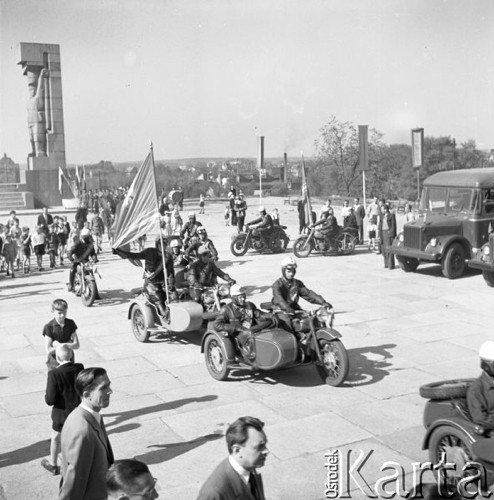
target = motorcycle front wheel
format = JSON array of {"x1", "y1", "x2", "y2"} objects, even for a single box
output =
[
  {"x1": 204, "y1": 335, "x2": 229, "y2": 380},
  {"x1": 131, "y1": 306, "x2": 150, "y2": 342},
  {"x1": 81, "y1": 279, "x2": 97, "y2": 307},
  {"x1": 293, "y1": 236, "x2": 313, "y2": 258},
  {"x1": 336, "y1": 233, "x2": 356, "y2": 255},
  {"x1": 315, "y1": 339, "x2": 349, "y2": 386},
  {"x1": 230, "y1": 236, "x2": 248, "y2": 257}
]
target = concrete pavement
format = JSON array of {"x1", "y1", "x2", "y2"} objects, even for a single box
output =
[{"x1": 0, "y1": 197, "x2": 492, "y2": 499}]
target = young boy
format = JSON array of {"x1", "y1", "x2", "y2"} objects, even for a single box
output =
[
  {"x1": 224, "y1": 205, "x2": 231, "y2": 226},
  {"x1": 90, "y1": 210, "x2": 104, "y2": 253},
  {"x1": 9, "y1": 217, "x2": 22, "y2": 271},
  {"x1": 20, "y1": 226, "x2": 32, "y2": 273},
  {"x1": 47, "y1": 224, "x2": 59, "y2": 269},
  {"x1": 2, "y1": 233, "x2": 17, "y2": 278},
  {"x1": 32, "y1": 225, "x2": 46, "y2": 271},
  {"x1": 42, "y1": 299, "x2": 80, "y2": 371}
]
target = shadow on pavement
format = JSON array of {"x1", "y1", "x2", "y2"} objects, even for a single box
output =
[
  {"x1": 218, "y1": 259, "x2": 253, "y2": 268},
  {"x1": 0, "y1": 280, "x2": 59, "y2": 290},
  {"x1": 92, "y1": 288, "x2": 135, "y2": 307},
  {"x1": 105, "y1": 395, "x2": 218, "y2": 433},
  {"x1": 134, "y1": 432, "x2": 223, "y2": 465},
  {"x1": 409, "y1": 263, "x2": 480, "y2": 280},
  {"x1": 344, "y1": 343, "x2": 396, "y2": 387},
  {"x1": 0, "y1": 439, "x2": 49, "y2": 468}
]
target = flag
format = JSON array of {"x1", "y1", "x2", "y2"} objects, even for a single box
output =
[
  {"x1": 82, "y1": 165, "x2": 86, "y2": 189},
  {"x1": 112, "y1": 150, "x2": 160, "y2": 250},
  {"x1": 75, "y1": 165, "x2": 81, "y2": 185},
  {"x1": 301, "y1": 155, "x2": 313, "y2": 226},
  {"x1": 58, "y1": 167, "x2": 64, "y2": 195}
]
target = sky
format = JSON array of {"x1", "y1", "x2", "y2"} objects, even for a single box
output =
[{"x1": 1, "y1": 0, "x2": 493, "y2": 165}]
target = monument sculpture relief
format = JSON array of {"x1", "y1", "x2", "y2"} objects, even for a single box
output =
[{"x1": 26, "y1": 67, "x2": 48, "y2": 157}]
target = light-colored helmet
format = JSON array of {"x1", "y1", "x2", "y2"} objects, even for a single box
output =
[
  {"x1": 480, "y1": 341, "x2": 494, "y2": 360},
  {"x1": 281, "y1": 256, "x2": 297, "y2": 270},
  {"x1": 80, "y1": 228, "x2": 91, "y2": 238},
  {"x1": 258, "y1": 206, "x2": 266, "y2": 213},
  {"x1": 197, "y1": 226, "x2": 206, "y2": 234},
  {"x1": 230, "y1": 284, "x2": 246, "y2": 296},
  {"x1": 188, "y1": 211, "x2": 196, "y2": 218},
  {"x1": 170, "y1": 239, "x2": 181, "y2": 248}
]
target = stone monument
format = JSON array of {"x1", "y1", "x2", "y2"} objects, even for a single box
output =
[{"x1": 18, "y1": 42, "x2": 68, "y2": 206}]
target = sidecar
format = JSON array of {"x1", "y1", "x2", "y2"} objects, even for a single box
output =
[
  {"x1": 128, "y1": 292, "x2": 203, "y2": 342},
  {"x1": 201, "y1": 326, "x2": 299, "y2": 381},
  {"x1": 420, "y1": 379, "x2": 494, "y2": 487}
]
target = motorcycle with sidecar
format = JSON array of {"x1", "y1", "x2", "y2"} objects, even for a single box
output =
[
  {"x1": 293, "y1": 224, "x2": 357, "y2": 258},
  {"x1": 420, "y1": 378, "x2": 494, "y2": 491},
  {"x1": 230, "y1": 225, "x2": 290, "y2": 256},
  {"x1": 128, "y1": 283, "x2": 232, "y2": 342},
  {"x1": 201, "y1": 304, "x2": 349, "y2": 386}
]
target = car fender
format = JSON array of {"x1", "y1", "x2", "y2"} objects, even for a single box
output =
[
  {"x1": 433, "y1": 235, "x2": 472, "y2": 260},
  {"x1": 201, "y1": 330, "x2": 236, "y2": 361},
  {"x1": 422, "y1": 417, "x2": 478, "y2": 451}
]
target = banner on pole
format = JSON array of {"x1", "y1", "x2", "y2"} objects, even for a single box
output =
[
  {"x1": 358, "y1": 125, "x2": 369, "y2": 172},
  {"x1": 411, "y1": 128, "x2": 424, "y2": 169},
  {"x1": 301, "y1": 155, "x2": 313, "y2": 227},
  {"x1": 257, "y1": 136, "x2": 264, "y2": 170}
]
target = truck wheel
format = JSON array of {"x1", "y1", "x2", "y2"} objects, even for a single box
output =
[
  {"x1": 397, "y1": 256, "x2": 419, "y2": 272},
  {"x1": 483, "y1": 270, "x2": 494, "y2": 287},
  {"x1": 442, "y1": 243, "x2": 466, "y2": 279}
]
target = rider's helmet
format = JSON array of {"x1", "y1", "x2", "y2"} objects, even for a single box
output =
[
  {"x1": 188, "y1": 211, "x2": 196, "y2": 221},
  {"x1": 480, "y1": 341, "x2": 494, "y2": 377},
  {"x1": 197, "y1": 226, "x2": 207, "y2": 239},
  {"x1": 229, "y1": 284, "x2": 246, "y2": 306},
  {"x1": 320, "y1": 207, "x2": 330, "y2": 218},
  {"x1": 198, "y1": 244, "x2": 210, "y2": 258},
  {"x1": 170, "y1": 239, "x2": 182, "y2": 251},
  {"x1": 281, "y1": 256, "x2": 297, "y2": 280},
  {"x1": 258, "y1": 206, "x2": 266, "y2": 215}
]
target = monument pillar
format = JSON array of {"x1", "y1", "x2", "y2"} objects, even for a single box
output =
[{"x1": 18, "y1": 42, "x2": 67, "y2": 206}]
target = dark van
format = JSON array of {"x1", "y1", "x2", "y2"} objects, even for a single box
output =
[{"x1": 390, "y1": 168, "x2": 494, "y2": 279}]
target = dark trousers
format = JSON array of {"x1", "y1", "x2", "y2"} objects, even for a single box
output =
[
  {"x1": 357, "y1": 223, "x2": 364, "y2": 244},
  {"x1": 237, "y1": 216, "x2": 245, "y2": 233},
  {"x1": 382, "y1": 230, "x2": 395, "y2": 269}
]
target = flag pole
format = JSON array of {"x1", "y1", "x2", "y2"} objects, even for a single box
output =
[{"x1": 150, "y1": 141, "x2": 170, "y2": 306}]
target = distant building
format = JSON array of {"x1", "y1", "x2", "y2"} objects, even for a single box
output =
[{"x1": 0, "y1": 153, "x2": 20, "y2": 183}]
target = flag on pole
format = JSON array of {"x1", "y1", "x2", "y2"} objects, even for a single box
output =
[
  {"x1": 82, "y1": 165, "x2": 87, "y2": 190},
  {"x1": 112, "y1": 150, "x2": 160, "y2": 250},
  {"x1": 75, "y1": 165, "x2": 81, "y2": 185},
  {"x1": 58, "y1": 167, "x2": 64, "y2": 195},
  {"x1": 301, "y1": 154, "x2": 313, "y2": 227}
]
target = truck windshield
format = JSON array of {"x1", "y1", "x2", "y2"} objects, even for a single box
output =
[{"x1": 420, "y1": 187, "x2": 479, "y2": 215}]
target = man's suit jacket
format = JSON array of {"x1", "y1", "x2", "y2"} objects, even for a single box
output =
[
  {"x1": 59, "y1": 406, "x2": 114, "y2": 500},
  {"x1": 37, "y1": 213, "x2": 53, "y2": 232},
  {"x1": 45, "y1": 362, "x2": 84, "y2": 430},
  {"x1": 354, "y1": 204, "x2": 366, "y2": 224},
  {"x1": 196, "y1": 458, "x2": 265, "y2": 500}
]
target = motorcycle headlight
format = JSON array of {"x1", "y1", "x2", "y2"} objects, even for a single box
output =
[
  {"x1": 316, "y1": 307, "x2": 331, "y2": 323},
  {"x1": 398, "y1": 233, "x2": 404, "y2": 243},
  {"x1": 202, "y1": 290, "x2": 215, "y2": 304},
  {"x1": 483, "y1": 246, "x2": 490, "y2": 257},
  {"x1": 217, "y1": 283, "x2": 230, "y2": 297},
  {"x1": 429, "y1": 238, "x2": 438, "y2": 248}
]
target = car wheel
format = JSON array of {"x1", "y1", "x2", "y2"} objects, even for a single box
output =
[
  {"x1": 397, "y1": 256, "x2": 420, "y2": 272},
  {"x1": 442, "y1": 243, "x2": 466, "y2": 279},
  {"x1": 482, "y1": 270, "x2": 494, "y2": 287}
]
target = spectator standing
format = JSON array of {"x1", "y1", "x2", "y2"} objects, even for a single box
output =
[
  {"x1": 199, "y1": 194, "x2": 205, "y2": 214},
  {"x1": 2, "y1": 233, "x2": 17, "y2": 278},
  {"x1": 353, "y1": 197, "x2": 366, "y2": 245},
  {"x1": 319, "y1": 199, "x2": 334, "y2": 219},
  {"x1": 32, "y1": 225, "x2": 46, "y2": 271},
  {"x1": 59, "y1": 367, "x2": 114, "y2": 500},
  {"x1": 47, "y1": 224, "x2": 60, "y2": 269},
  {"x1": 55, "y1": 216, "x2": 68, "y2": 266},
  {"x1": 42, "y1": 299, "x2": 80, "y2": 371},
  {"x1": 20, "y1": 226, "x2": 32, "y2": 273},
  {"x1": 37, "y1": 207, "x2": 53, "y2": 237},
  {"x1": 297, "y1": 200, "x2": 306, "y2": 234},
  {"x1": 5, "y1": 210, "x2": 17, "y2": 230},
  {"x1": 9, "y1": 218, "x2": 22, "y2": 271},
  {"x1": 234, "y1": 194, "x2": 248, "y2": 233},
  {"x1": 41, "y1": 345, "x2": 84, "y2": 476},
  {"x1": 340, "y1": 199, "x2": 351, "y2": 225},
  {"x1": 381, "y1": 203, "x2": 397, "y2": 269},
  {"x1": 228, "y1": 186, "x2": 237, "y2": 226},
  {"x1": 224, "y1": 205, "x2": 231, "y2": 227},
  {"x1": 90, "y1": 210, "x2": 105, "y2": 253},
  {"x1": 366, "y1": 197, "x2": 381, "y2": 251},
  {"x1": 404, "y1": 203, "x2": 416, "y2": 224},
  {"x1": 196, "y1": 416, "x2": 268, "y2": 500},
  {"x1": 376, "y1": 198, "x2": 386, "y2": 255},
  {"x1": 106, "y1": 460, "x2": 159, "y2": 500}
]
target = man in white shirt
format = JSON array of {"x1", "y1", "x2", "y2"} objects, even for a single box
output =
[
  {"x1": 59, "y1": 367, "x2": 114, "y2": 500},
  {"x1": 196, "y1": 416, "x2": 268, "y2": 500}
]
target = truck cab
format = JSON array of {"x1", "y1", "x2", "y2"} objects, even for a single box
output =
[{"x1": 390, "y1": 168, "x2": 494, "y2": 279}]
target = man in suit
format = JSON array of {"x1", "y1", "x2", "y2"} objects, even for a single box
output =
[
  {"x1": 353, "y1": 197, "x2": 366, "y2": 245},
  {"x1": 42, "y1": 345, "x2": 84, "y2": 476},
  {"x1": 196, "y1": 416, "x2": 268, "y2": 500},
  {"x1": 381, "y1": 203, "x2": 397, "y2": 270},
  {"x1": 59, "y1": 367, "x2": 114, "y2": 500},
  {"x1": 37, "y1": 207, "x2": 54, "y2": 236},
  {"x1": 106, "y1": 459, "x2": 158, "y2": 499}
]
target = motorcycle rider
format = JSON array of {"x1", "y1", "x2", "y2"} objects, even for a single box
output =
[
  {"x1": 114, "y1": 236, "x2": 176, "y2": 317},
  {"x1": 312, "y1": 208, "x2": 338, "y2": 252},
  {"x1": 180, "y1": 211, "x2": 203, "y2": 248},
  {"x1": 246, "y1": 206, "x2": 274, "y2": 248},
  {"x1": 170, "y1": 238, "x2": 188, "y2": 268},
  {"x1": 188, "y1": 245, "x2": 236, "y2": 303},
  {"x1": 67, "y1": 232, "x2": 98, "y2": 293},
  {"x1": 185, "y1": 226, "x2": 218, "y2": 262},
  {"x1": 467, "y1": 341, "x2": 494, "y2": 430},
  {"x1": 272, "y1": 256, "x2": 332, "y2": 332},
  {"x1": 213, "y1": 285, "x2": 277, "y2": 359}
]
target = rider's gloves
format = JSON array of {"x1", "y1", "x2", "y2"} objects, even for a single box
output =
[
  {"x1": 322, "y1": 302, "x2": 333, "y2": 309},
  {"x1": 228, "y1": 279, "x2": 236, "y2": 285}
]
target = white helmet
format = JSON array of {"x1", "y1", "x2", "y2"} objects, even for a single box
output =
[
  {"x1": 170, "y1": 239, "x2": 181, "y2": 248},
  {"x1": 230, "y1": 284, "x2": 246, "y2": 296},
  {"x1": 479, "y1": 341, "x2": 494, "y2": 360},
  {"x1": 281, "y1": 256, "x2": 297, "y2": 270},
  {"x1": 258, "y1": 206, "x2": 266, "y2": 213},
  {"x1": 188, "y1": 211, "x2": 196, "y2": 218}
]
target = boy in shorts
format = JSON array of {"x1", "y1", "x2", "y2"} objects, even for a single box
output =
[{"x1": 42, "y1": 299, "x2": 80, "y2": 370}]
